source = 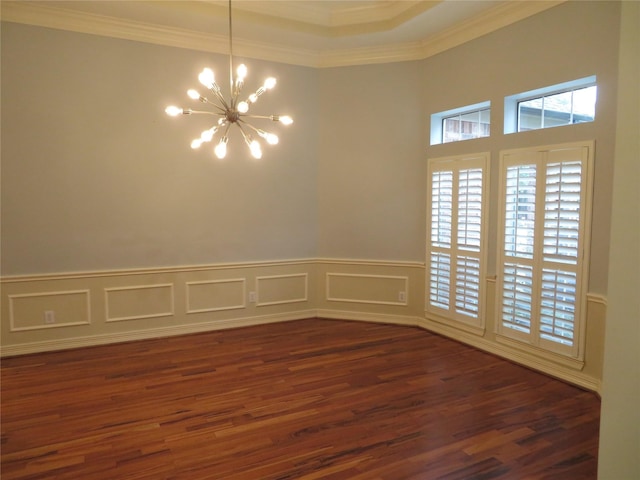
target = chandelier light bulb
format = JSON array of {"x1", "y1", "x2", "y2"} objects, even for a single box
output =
[
  {"x1": 214, "y1": 137, "x2": 228, "y2": 159},
  {"x1": 165, "y1": 106, "x2": 183, "y2": 116},
  {"x1": 248, "y1": 93, "x2": 258, "y2": 103},
  {"x1": 279, "y1": 115, "x2": 293, "y2": 125},
  {"x1": 237, "y1": 64, "x2": 247, "y2": 80},
  {"x1": 237, "y1": 101, "x2": 249, "y2": 113},
  {"x1": 198, "y1": 68, "x2": 215, "y2": 88},
  {"x1": 200, "y1": 127, "x2": 217, "y2": 142},
  {"x1": 249, "y1": 140, "x2": 262, "y2": 159},
  {"x1": 266, "y1": 133, "x2": 279, "y2": 145},
  {"x1": 191, "y1": 138, "x2": 203, "y2": 149},
  {"x1": 264, "y1": 77, "x2": 276, "y2": 90},
  {"x1": 187, "y1": 89, "x2": 200, "y2": 100}
]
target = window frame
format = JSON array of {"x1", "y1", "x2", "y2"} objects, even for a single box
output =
[
  {"x1": 495, "y1": 141, "x2": 594, "y2": 360},
  {"x1": 504, "y1": 76, "x2": 597, "y2": 134},
  {"x1": 430, "y1": 101, "x2": 491, "y2": 145},
  {"x1": 426, "y1": 152, "x2": 490, "y2": 332}
]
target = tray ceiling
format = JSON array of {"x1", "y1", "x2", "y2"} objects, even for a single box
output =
[{"x1": 1, "y1": 0, "x2": 565, "y2": 67}]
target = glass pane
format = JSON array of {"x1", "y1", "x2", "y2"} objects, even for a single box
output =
[
  {"x1": 459, "y1": 111, "x2": 479, "y2": 140},
  {"x1": 572, "y1": 86, "x2": 597, "y2": 122},
  {"x1": 543, "y1": 91, "x2": 572, "y2": 128},
  {"x1": 479, "y1": 109, "x2": 491, "y2": 137},
  {"x1": 518, "y1": 98, "x2": 543, "y2": 131},
  {"x1": 443, "y1": 116, "x2": 460, "y2": 143}
]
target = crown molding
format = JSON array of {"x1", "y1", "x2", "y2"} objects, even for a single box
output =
[{"x1": 1, "y1": 1, "x2": 566, "y2": 68}]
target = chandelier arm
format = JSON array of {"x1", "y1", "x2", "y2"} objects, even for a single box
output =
[
  {"x1": 242, "y1": 114, "x2": 273, "y2": 120},
  {"x1": 189, "y1": 110, "x2": 224, "y2": 116}
]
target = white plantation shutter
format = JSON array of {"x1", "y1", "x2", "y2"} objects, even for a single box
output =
[
  {"x1": 427, "y1": 154, "x2": 488, "y2": 328},
  {"x1": 497, "y1": 143, "x2": 593, "y2": 358}
]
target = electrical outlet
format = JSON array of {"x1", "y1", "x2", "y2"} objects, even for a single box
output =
[
  {"x1": 249, "y1": 291, "x2": 257, "y2": 303},
  {"x1": 44, "y1": 310, "x2": 56, "y2": 324},
  {"x1": 398, "y1": 291, "x2": 407, "y2": 303}
]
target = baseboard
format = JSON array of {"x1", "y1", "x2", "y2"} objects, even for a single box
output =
[
  {"x1": 0, "y1": 310, "x2": 317, "y2": 357},
  {"x1": 316, "y1": 309, "x2": 421, "y2": 328}
]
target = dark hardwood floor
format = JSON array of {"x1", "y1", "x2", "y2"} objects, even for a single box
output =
[{"x1": 1, "y1": 318, "x2": 601, "y2": 479}]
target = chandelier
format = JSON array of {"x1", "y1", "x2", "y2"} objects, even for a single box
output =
[{"x1": 165, "y1": 0, "x2": 293, "y2": 159}]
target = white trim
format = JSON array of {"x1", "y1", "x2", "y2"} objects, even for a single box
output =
[
  {"x1": 326, "y1": 273, "x2": 409, "y2": 306},
  {"x1": 317, "y1": 309, "x2": 420, "y2": 328},
  {"x1": 1, "y1": 259, "x2": 315, "y2": 283},
  {"x1": 255, "y1": 273, "x2": 309, "y2": 307},
  {"x1": 316, "y1": 258, "x2": 424, "y2": 268},
  {"x1": 185, "y1": 278, "x2": 247, "y2": 314},
  {"x1": 8, "y1": 290, "x2": 91, "y2": 332},
  {"x1": 104, "y1": 283, "x2": 175, "y2": 322}
]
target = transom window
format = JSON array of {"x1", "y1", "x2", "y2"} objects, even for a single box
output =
[
  {"x1": 430, "y1": 102, "x2": 490, "y2": 145},
  {"x1": 504, "y1": 76, "x2": 597, "y2": 134}
]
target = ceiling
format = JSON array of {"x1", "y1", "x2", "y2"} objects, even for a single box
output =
[{"x1": 1, "y1": 0, "x2": 564, "y2": 67}]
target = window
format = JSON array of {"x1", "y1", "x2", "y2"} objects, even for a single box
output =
[
  {"x1": 426, "y1": 153, "x2": 489, "y2": 329},
  {"x1": 431, "y1": 102, "x2": 490, "y2": 145},
  {"x1": 496, "y1": 142, "x2": 594, "y2": 359},
  {"x1": 504, "y1": 76, "x2": 597, "y2": 134}
]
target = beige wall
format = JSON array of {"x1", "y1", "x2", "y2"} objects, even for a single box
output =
[
  {"x1": 0, "y1": 2, "x2": 623, "y2": 390},
  {"x1": 0, "y1": 23, "x2": 319, "y2": 275},
  {"x1": 598, "y1": 1, "x2": 640, "y2": 477}
]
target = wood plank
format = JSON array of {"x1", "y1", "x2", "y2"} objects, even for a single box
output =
[{"x1": 1, "y1": 318, "x2": 600, "y2": 479}]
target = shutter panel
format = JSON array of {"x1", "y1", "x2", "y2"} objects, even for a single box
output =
[
  {"x1": 426, "y1": 154, "x2": 488, "y2": 328},
  {"x1": 498, "y1": 142, "x2": 592, "y2": 358}
]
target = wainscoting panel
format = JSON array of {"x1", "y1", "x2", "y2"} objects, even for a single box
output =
[
  {"x1": 256, "y1": 274, "x2": 308, "y2": 306},
  {"x1": 326, "y1": 273, "x2": 408, "y2": 306},
  {"x1": 8, "y1": 290, "x2": 91, "y2": 331},
  {"x1": 186, "y1": 278, "x2": 246, "y2": 314},
  {"x1": 105, "y1": 284, "x2": 175, "y2": 322}
]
